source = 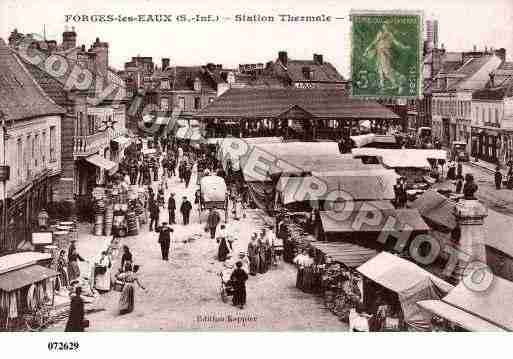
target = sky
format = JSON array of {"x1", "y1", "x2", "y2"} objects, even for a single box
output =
[{"x1": 1, "y1": 0, "x2": 512, "y2": 77}]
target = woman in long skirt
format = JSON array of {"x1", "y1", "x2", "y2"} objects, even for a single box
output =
[
  {"x1": 258, "y1": 237, "x2": 269, "y2": 274},
  {"x1": 67, "y1": 244, "x2": 86, "y2": 283},
  {"x1": 116, "y1": 263, "x2": 145, "y2": 315},
  {"x1": 94, "y1": 251, "x2": 112, "y2": 292},
  {"x1": 218, "y1": 237, "x2": 231, "y2": 262},
  {"x1": 230, "y1": 262, "x2": 248, "y2": 309},
  {"x1": 247, "y1": 235, "x2": 260, "y2": 276}
]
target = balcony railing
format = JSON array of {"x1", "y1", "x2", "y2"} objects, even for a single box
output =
[{"x1": 73, "y1": 127, "x2": 128, "y2": 157}]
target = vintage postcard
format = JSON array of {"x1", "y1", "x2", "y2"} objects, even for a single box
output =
[{"x1": 1, "y1": 0, "x2": 513, "y2": 356}]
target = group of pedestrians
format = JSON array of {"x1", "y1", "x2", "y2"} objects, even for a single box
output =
[{"x1": 247, "y1": 227, "x2": 276, "y2": 276}]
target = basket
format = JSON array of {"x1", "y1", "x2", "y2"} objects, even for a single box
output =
[{"x1": 113, "y1": 280, "x2": 124, "y2": 292}]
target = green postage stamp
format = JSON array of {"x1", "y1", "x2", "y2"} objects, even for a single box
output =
[{"x1": 350, "y1": 10, "x2": 423, "y2": 98}]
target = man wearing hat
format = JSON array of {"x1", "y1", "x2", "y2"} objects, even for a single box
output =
[
  {"x1": 168, "y1": 193, "x2": 176, "y2": 225},
  {"x1": 180, "y1": 196, "x2": 193, "y2": 225},
  {"x1": 156, "y1": 222, "x2": 173, "y2": 261},
  {"x1": 206, "y1": 208, "x2": 221, "y2": 239}
]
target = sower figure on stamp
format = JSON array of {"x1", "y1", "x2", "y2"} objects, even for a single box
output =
[{"x1": 363, "y1": 19, "x2": 409, "y2": 91}]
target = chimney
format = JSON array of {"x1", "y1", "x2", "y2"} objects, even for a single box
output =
[
  {"x1": 162, "y1": 58, "x2": 170, "y2": 70},
  {"x1": 62, "y1": 26, "x2": 77, "y2": 50},
  {"x1": 90, "y1": 37, "x2": 109, "y2": 75},
  {"x1": 313, "y1": 54, "x2": 323, "y2": 65},
  {"x1": 278, "y1": 51, "x2": 288, "y2": 66}
]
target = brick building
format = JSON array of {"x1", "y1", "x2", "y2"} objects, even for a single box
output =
[{"x1": 9, "y1": 28, "x2": 129, "y2": 206}]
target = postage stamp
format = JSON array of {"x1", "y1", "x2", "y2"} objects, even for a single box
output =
[{"x1": 350, "y1": 10, "x2": 423, "y2": 98}]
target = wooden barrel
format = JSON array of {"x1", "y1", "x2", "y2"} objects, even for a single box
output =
[
  {"x1": 104, "y1": 206, "x2": 114, "y2": 236},
  {"x1": 94, "y1": 214, "x2": 104, "y2": 236},
  {"x1": 126, "y1": 211, "x2": 138, "y2": 235},
  {"x1": 95, "y1": 199, "x2": 105, "y2": 214}
]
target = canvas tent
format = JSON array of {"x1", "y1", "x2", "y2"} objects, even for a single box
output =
[
  {"x1": 309, "y1": 242, "x2": 378, "y2": 268},
  {"x1": 351, "y1": 148, "x2": 447, "y2": 168},
  {"x1": 357, "y1": 252, "x2": 453, "y2": 331},
  {"x1": 275, "y1": 170, "x2": 398, "y2": 206},
  {"x1": 418, "y1": 276, "x2": 513, "y2": 331}
]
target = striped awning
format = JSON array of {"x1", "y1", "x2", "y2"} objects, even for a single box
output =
[{"x1": 310, "y1": 242, "x2": 378, "y2": 268}]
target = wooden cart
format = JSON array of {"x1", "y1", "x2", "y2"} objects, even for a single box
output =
[{"x1": 198, "y1": 175, "x2": 228, "y2": 223}]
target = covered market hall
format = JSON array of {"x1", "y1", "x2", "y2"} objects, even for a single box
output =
[{"x1": 193, "y1": 88, "x2": 401, "y2": 141}]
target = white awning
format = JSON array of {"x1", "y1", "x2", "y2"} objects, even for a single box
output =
[
  {"x1": 111, "y1": 137, "x2": 130, "y2": 145},
  {"x1": 357, "y1": 252, "x2": 454, "y2": 294},
  {"x1": 417, "y1": 300, "x2": 507, "y2": 332},
  {"x1": 85, "y1": 154, "x2": 118, "y2": 175}
]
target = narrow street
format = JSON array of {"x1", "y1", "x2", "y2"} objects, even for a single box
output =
[
  {"x1": 462, "y1": 163, "x2": 513, "y2": 216},
  {"x1": 47, "y1": 165, "x2": 346, "y2": 331}
]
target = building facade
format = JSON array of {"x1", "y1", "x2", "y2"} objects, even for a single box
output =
[
  {"x1": 9, "y1": 28, "x2": 129, "y2": 206},
  {"x1": 471, "y1": 62, "x2": 513, "y2": 164},
  {"x1": 431, "y1": 50, "x2": 503, "y2": 151},
  {"x1": 0, "y1": 38, "x2": 65, "y2": 252}
]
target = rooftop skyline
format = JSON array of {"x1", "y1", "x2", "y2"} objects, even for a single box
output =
[{"x1": 1, "y1": 0, "x2": 512, "y2": 77}]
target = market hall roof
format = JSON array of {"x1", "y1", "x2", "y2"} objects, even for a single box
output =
[
  {"x1": 0, "y1": 38, "x2": 65, "y2": 121},
  {"x1": 194, "y1": 88, "x2": 400, "y2": 119}
]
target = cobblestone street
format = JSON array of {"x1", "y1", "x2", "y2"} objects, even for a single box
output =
[{"x1": 47, "y1": 167, "x2": 346, "y2": 331}]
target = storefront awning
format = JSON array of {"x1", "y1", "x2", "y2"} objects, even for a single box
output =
[
  {"x1": 310, "y1": 242, "x2": 378, "y2": 268},
  {"x1": 85, "y1": 154, "x2": 118, "y2": 175},
  {"x1": 0, "y1": 265, "x2": 59, "y2": 292},
  {"x1": 417, "y1": 300, "x2": 507, "y2": 332},
  {"x1": 357, "y1": 252, "x2": 454, "y2": 294},
  {"x1": 111, "y1": 136, "x2": 130, "y2": 146}
]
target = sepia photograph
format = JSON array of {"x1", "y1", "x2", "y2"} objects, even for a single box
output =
[{"x1": 0, "y1": 0, "x2": 512, "y2": 351}]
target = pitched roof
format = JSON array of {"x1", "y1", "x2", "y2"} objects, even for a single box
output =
[
  {"x1": 284, "y1": 59, "x2": 346, "y2": 82},
  {"x1": 194, "y1": 88, "x2": 399, "y2": 119},
  {"x1": 0, "y1": 38, "x2": 65, "y2": 121},
  {"x1": 21, "y1": 57, "x2": 68, "y2": 105},
  {"x1": 164, "y1": 66, "x2": 217, "y2": 92},
  {"x1": 448, "y1": 56, "x2": 501, "y2": 91}
]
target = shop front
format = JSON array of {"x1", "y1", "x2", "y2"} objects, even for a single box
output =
[
  {"x1": 471, "y1": 127, "x2": 501, "y2": 164},
  {"x1": 2, "y1": 173, "x2": 54, "y2": 252}
]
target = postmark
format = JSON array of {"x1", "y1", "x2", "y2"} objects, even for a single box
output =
[{"x1": 350, "y1": 10, "x2": 423, "y2": 98}]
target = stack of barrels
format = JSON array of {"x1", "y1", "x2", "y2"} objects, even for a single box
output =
[
  {"x1": 94, "y1": 198, "x2": 105, "y2": 236},
  {"x1": 104, "y1": 206, "x2": 114, "y2": 236},
  {"x1": 126, "y1": 210, "x2": 138, "y2": 236}
]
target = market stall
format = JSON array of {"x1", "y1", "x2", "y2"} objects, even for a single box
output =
[
  {"x1": 0, "y1": 252, "x2": 58, "y2": 330},
  {"x1": 274, "y1": 170, "x2": 398, "y2": 213},
  {"x1": 305, "y1": 241, "x2": 378, "y2": 322},
  {"x1": 351, "y1": 148, "x2": 447, "y2": 184},
  {"x1": 356, "y1": 252, "x2": 453, "y2": 331},
  {"x1": 314, "y1": 208, "x2": 430, "y2": 253}
]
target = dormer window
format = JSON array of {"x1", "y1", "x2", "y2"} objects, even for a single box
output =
[{"x1": 194, "y1": 77, "x2": 201, "y2": 91}]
